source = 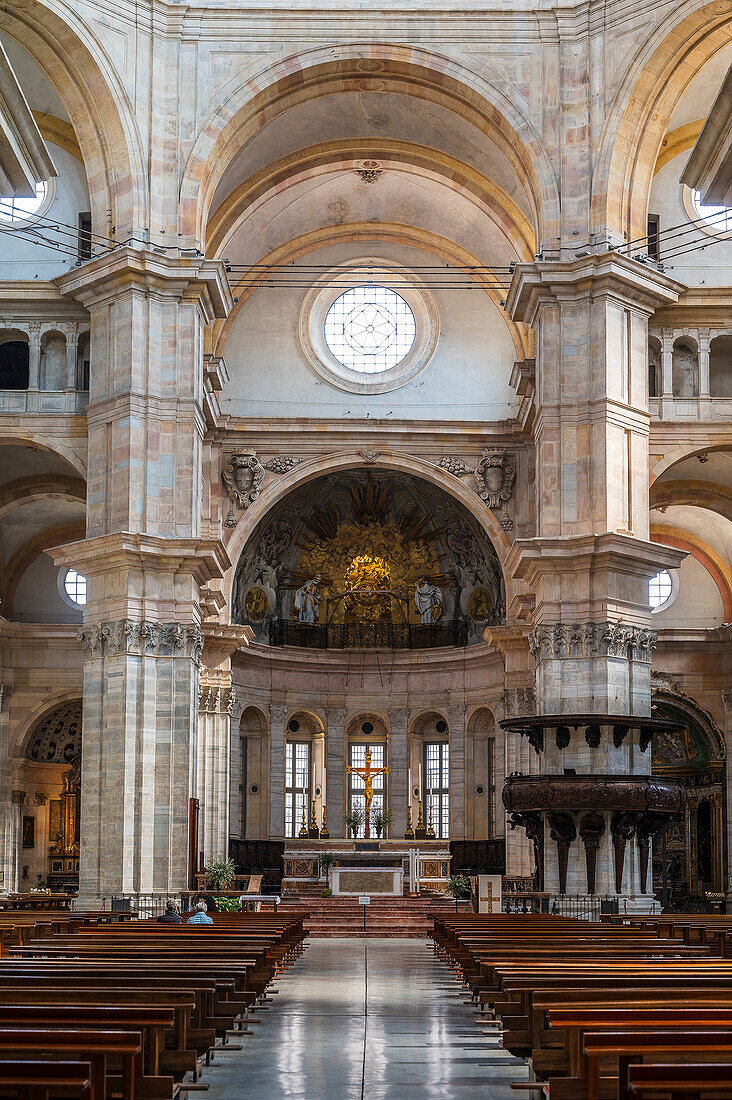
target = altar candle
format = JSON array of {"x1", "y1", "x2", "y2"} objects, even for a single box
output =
[
  {"x1": 408, "y1": 768, "x2": 412, "y2": 800},
  {"x1": 418, "y1": 762, "x2": 422, "y2": 796}
]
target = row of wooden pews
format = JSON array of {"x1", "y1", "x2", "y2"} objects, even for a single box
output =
[
  {"x1": 604, "y1": 914, "x2": 732, "y2": 960},
  {"x1": 432, "y1": 913, "x2": 732, "y2": 1100},
  {"x1": 0, "y1": 910, "x2": 305, "y2": 1099}
]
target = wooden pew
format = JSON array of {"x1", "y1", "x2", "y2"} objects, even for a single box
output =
[
  {"x1": 582, "y1": 1030, "x2": 732, "y2": 1100},
  {"x1": 0, "y1": 1028, "x2": 141, "y2": 1100},
  {"x1": 0, "y1": 1060, "x2": 92, "y2": 1100},
  {"x1": 628, "y1": 1063, "x2": 732, "y2": 1098}
]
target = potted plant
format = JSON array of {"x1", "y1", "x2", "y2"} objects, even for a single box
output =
[
  {"x1": 205, "y1": 856, "x2": 236, "y2": 892},
  {"x1": 343, "y1": 806, "x2": 364, "y2": 839},
  {"x1": 319, "y1": 851, "x2": 337, "y2": 884},
  {"x1": 372, "y1": 807, "x2": 394, "y2": 839},
  {"x1": 445, "y1": 874, "x2": 471, "y2": 912}
]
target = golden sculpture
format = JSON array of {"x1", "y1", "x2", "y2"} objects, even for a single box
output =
[
  {"x1": 295, "y1": 519, "x2": 442, "y2": 625},
  {"x1": 345, "y1": 748, "x2": 391, "y2": 839},
  {"x1": 244, "y1": 586, "x2": 269, "y2": 621}
]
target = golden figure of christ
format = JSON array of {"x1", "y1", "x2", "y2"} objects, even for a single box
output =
[{"x1": 346, "y1": 748, "x2": 390, "y2": 838}]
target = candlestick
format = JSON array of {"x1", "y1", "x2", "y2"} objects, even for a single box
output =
[
  {"x1": 320, "y1": 804, "x2": 329, "y2": 839},
  {"x1": 405, "y1": 804, "x2": 414, "y2": 839}
]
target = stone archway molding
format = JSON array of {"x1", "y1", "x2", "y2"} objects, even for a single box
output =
[
  {"x1": 594, "y1": 0, "x2": 732, "y2": 242},
  {"x1": 0, "y1": 0, "x2": 147, "y2": 239},
  {"x1": 652, "y1": 673, "x2": 726, "y2": 762},
  {"x1": 179, "y1": 43, "x2": 560, "y2": 250},
  {"x1": 222, "y1": 449, "x2": 513, "y2": 611}
]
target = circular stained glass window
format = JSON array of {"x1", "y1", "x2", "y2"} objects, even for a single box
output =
[
  {"x1": 63, "y1": 569, "x2": 87, "y2": 607},
  {"x1": 323, "y1": 285, "x2": 416, "y2": 374},
  {"x1": 0, "y1": 181, "x2": 48, "y2": 224},
  {"x1": 648, "y1": 570, "x2": 673, "y2": 610}
]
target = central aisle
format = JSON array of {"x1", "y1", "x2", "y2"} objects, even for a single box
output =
[{"x1": 204, "y1": 937, "x2": 527, "y2": 1099}]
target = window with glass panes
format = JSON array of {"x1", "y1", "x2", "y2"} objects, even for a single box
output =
[
  {"x1": 424, "y1": 741, "x2": 450, "y2": 838},
  {"x1": 285, "y1": 741, "x2": 311, "y2": 838},
  {"x1": 348, "y1": 742, "x2": 386, "y2": 837}
]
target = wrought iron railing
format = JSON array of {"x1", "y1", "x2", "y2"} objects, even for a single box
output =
[{"x1": 269, "y1": 618, "x2": 469, "y2": 650}]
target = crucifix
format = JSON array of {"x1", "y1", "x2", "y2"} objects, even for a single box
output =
[{"x1": 346, "y1": 748, "x2": 390, "y2": 839}]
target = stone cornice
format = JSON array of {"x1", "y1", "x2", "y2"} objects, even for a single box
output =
[
  {"x1": 55, "y1": 248, "x2": 232, "y2": 321},
  {"x1": 506, "y1": 532, "x2": 686, "y2": 583},
  {"x1": 48, "y1": 532, "x2": 231, "y2": 584},
  {"x1": 507, "y1": 252, "x2": 684, "y2": 327},
  {"x1": 233, "y1": 637, "x2": 503, "y2": 676},
  {"x1": 202, "y1": 622, "x2": 254, "y2": 660}
]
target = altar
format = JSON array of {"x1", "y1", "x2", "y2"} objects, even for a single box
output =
[{"x1": 283, "y1": 839, "x2": 451, "y2": 895}]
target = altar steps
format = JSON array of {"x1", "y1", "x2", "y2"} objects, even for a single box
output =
[{"x1": 279, "y1": 895, "x2": 468, "y2": 937}]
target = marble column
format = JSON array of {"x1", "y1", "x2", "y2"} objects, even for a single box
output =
[
  {"x1": 65, "y1": 325, "x2": 79, "y2": 391},
  {"x1": 506, "y1": 254, "x2": 686, "y2": 909},
  {"x1": 27, "y1": 323, "x2": 41, "y2": 391},
  {"x1": 448, "y1": 705, "x2": 466, "y2": 839},
  {"x1": 325, "y1": 708, "x2": 347, "y2": 838},
  {"x1": 388, "y1": 707, "x2": 408, "y2": 838},
  {"x1": 0, "y1": 685, "x2": 16, "y2": 894},
  {"x1": 268, "y1": 704, "x2": 287, "y2": 840},
  {"x1": 54, "y1": 250, "x2": 232, "y2": 904},
  {"x1": 197, "y1": 672, "x2": 234, "y2": 863}
]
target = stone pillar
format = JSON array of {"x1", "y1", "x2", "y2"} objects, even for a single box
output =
[
  {"x1": 448, "y1": 704, "x2": 466, "y2": 839},
  {"x1": 505, "y1": 255, "x2": 686, "y2": 909},
  {"x1": 388, "y1": 707, "x2": 408, "y2": 838},
  {"x1": 268, "y1": 704, "x2": 287, "y2": 840},
  {"x1": 53, "y1": 250, "x2": 232, "y2": 904},
  {"x1": 197, "y1": 672, "x2": 234, "y2": 863},
  {"x1": 698, "y1": 329, "x2": 711, "y2": 398},
  {"x1": 660, "y1": 329, "x2": 674, "y2": 396},
  {"x1": 198, "y1": 625, "x2": 251, "y2": 861},
  {"x1": 65, "y1": 325, "x2": 79, "y2": 391},
  {"x1": 27, "y1": 324, "x2": 41, "y2": 390},
  {"x1": 723, "y1": 689, "x2": 732, "y2": 908},
  {"x1": 0, "y1": 685, "x2": 16, "y2": 894},
  {"x1": 325, "y1": 707, "x2": 347, "y2": 838}
]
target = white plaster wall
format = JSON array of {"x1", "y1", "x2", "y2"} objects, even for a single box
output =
[
  {"x1": 653, "y1": 555, "x2": 725, "y2": 630},
  {"x1": 649, "y1": 150, "x2": 732, "y2": 287},
  {"x1": 13, "y1": 554, "x2": 82, "y2": 625},
  {"x1": 221, "y1": 241, "x2": 517, "y2": 420},
  {"x1": 0, "y1": 142, "x2": 90, "y2": 281}
]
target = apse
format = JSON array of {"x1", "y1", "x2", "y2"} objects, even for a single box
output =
[{"x1": 232, "y1": 469, "x2": 504, "y2": 647}]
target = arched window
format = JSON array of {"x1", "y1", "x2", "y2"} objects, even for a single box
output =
[
  {"x1": 424, "y1": 740, "x2": 450, "y2": 838},
  {"x1": 0, "y1": 339, "x2": 29, "y2": 390},
  {"x1": 348, "y1": 741, "x2": 386, "y2": 837},
  {"x1": 285, "y1": 739, "x2": 311, "y2": 838}
]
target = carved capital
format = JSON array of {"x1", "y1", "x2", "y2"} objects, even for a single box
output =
[
  {"x1": 11, "y1": 789, "x2": 26, "y2": 806},
  {"x1": 78, "y1": 620, "x2": 203, "y2": 664},
  {"x1": 34, "y1": 793, "x2": 48, "y2": 806},
  {"x1": 502, "y1": 686, "x2": 536, "y2": 719},
  {"x1": 529, "y1": 622, "x2": 657, "y2": 663},
  {"x1": 269, "y1": 703, "x2": 289, "y2": 725},
  {"x1": 0, "y1": 684, "x2": 12, "y2": 711}
]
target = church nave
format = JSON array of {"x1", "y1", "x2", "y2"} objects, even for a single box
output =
[{"x1": 203, "y1": 937, "x2": 526, "y2": 1100}]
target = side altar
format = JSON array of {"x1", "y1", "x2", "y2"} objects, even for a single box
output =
[{"x1": 282, "y1": 839, "x2": 451, "y2": 895}]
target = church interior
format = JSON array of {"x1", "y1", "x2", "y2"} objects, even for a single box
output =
[{"x1": 0, "y1": 0, "x2": 732, "y2": 1096}]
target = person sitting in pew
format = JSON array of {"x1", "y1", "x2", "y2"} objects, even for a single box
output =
[
  {"x1": 157, "y1": 901, "x2": 183, "y2": 924},
  {"x1": 186, "y1": 901, "x2": 213, "y2": 925}
]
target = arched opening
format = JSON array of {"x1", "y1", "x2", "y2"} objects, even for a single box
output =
[
  {"x1": 651, "y1": 685, "x2": 726, "y2": 908},
  {"x1": 346, "y1": 714, "x2": 389, "y2": 839},
  {"x1": 39, "y1": 330, "x2": 66, "y2": 391},
  {"x1": 284, "y1": 711, "x2": 325, "y2": 839},
  {"x1": 232, "y1": 706, "x2": 269, "y2": 841},
  {"x1": 710, "y1": 335, "x2": 732, "y2": 397},
  {"x1": 19, "y1": 698, "x2": 82, "y2": 892},
  {"x1": 410, "y1": 711, "x2": 450, "y2": 840},
  {"x1": 0, "y1": 334, "x2": 29, "y2": 390},
  {"x1": 672, "y1": 336, "x2": 699, "y2": 398},
  {"x1": 231, "y1": 468, "x2": 505, "y2": 650}
]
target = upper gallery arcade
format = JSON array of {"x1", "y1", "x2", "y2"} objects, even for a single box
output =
[{"x1": 0, "y1": 0, "x2": 729, "y2": 912}]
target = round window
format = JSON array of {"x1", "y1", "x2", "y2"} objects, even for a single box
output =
[
  {"x1": 682, "y1": 185, "x2": 732, "y2": 239},
  {"x1": 649, "y1": 569, "x2": 677, "y2": 613},
  {"x1": 323, "y1": 286, "x2": 416, "y2": 374},
  {"x1": 59, "y1": 568, "x2": 87, "y2": 608},
  {"x1": 0, "y1": 180, "x2": 54, "y2": 226},
  {"x1": 298, "y1": 259, "x2": 439, "y2": 394}
]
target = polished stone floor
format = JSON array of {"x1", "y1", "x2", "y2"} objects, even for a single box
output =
[{"x1": 204, "y1": 937, "x2": 528, "y2": 1099}]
